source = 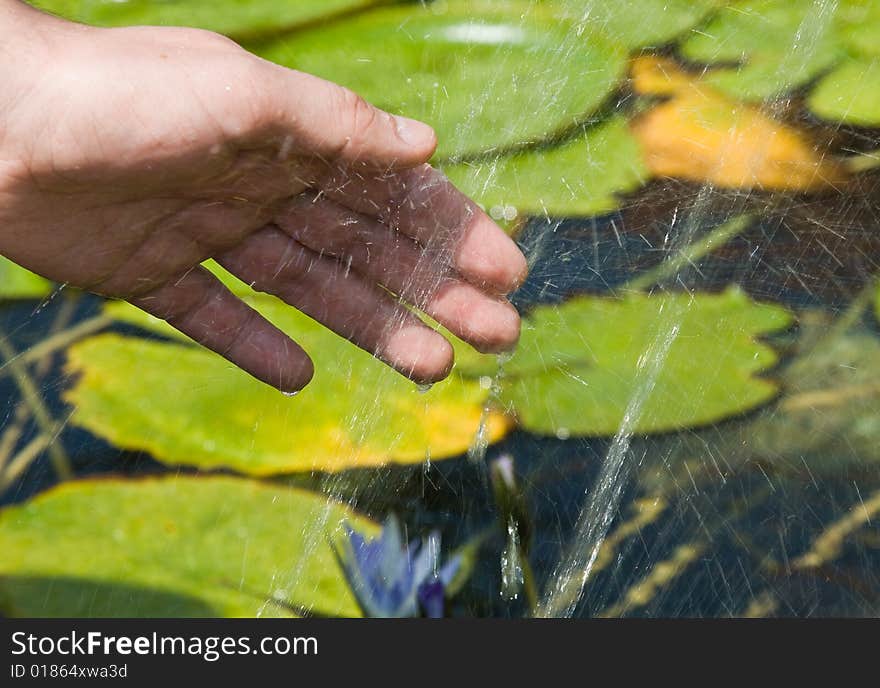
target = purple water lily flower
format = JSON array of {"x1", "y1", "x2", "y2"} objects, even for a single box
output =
[{"x1": 334, "y1": 515, "x2": 460, "y2": 618}]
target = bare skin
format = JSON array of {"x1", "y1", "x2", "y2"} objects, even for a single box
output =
[{"x1": 0, "y1": 1, "x2": 527, "y2": 392}]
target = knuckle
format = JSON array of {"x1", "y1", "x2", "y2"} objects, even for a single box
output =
[
  {"x1": 182, "y1": 27, "x2": 242, "y2": 51},
  {"x1": 336, "y1": 88, "x2": 380, "y2": 158},
  {"x1": 218, "y1": 306, "x2": 261, "y2": 355}
]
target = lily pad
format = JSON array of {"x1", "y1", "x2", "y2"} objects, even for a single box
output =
[
  {"x1": 251, "y1": 0, "x2": 626, "y2": 159},
  {"x1": 630, "y1": 56, "x2": 849, "y2": 191},
  {"x1": 807, "y1": 58, "x2": 880, "y2": 126},
  {"x1": 0, "y1": 256, "x2": 52, "y2": 300},
  {"x1": 836, "y1": 0, "x2": 880, "y2": 58},
  {"x1": 69, "y1": 294, "x2": 510, "y2": 475},
  {"x1": 32, "y1": 0, "x2": 381, "y2": 38},
  {"x1": 457, "y1": 288, "x2": 793, "y2": 437},
  {"x1": 679, "y1": 0, "x2": 844, "y2": 101},
  {"x1": 564, "y1": 0, "x2": 722, "y2": 49},
  {"x1": 648, "y1": 318, "x2": 880, "y2": 477},
  {"x1": 0, "y1": 475, "x2": 376, "y2": 617},
  {"x1": 441, "y1": 115, "x2": 647, "y2": 221}
]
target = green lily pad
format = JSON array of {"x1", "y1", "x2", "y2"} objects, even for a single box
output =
[
  {"x1": 647, "y1": 317, "x2": 880, "y2": 479},
  {"x1": 561, "y1": 0, "x2": 722, "y2": 49},
  {"x1": 836, "y1": 0, "x2": 880, "y2": 58},
  {"x1": 32, "y1": 0, "x2": 381, "y2": 38},
  {"x1": 69, "y1": 293, "x2": 510, "y2": 475},
  {"x1": 441, "y1": 114, "x2": 647, "y2": 221},
  {"x1": 0, "y1": 475, "x2": 376, "y2": 617},
  {"x1": 251, "y1": 0, "x2": 626, "y2": 160},
  {"x1": 808, "y1": 58, "x2": 880, "y2": 126},
  {"x1": 679, "y1": 0, "x2": 844, "y2": 101},
  {"x1": 457, "y1": 288, "x2": 793, "y2": 436},
  {"x1": 0, "y1": 256, "x2": 52, "y2": 300}
]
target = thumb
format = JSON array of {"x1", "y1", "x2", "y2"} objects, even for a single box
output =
[{"x1": 257, "y1": 60, "x2": 438, "y2": 167}]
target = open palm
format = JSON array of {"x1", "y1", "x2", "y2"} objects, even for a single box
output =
[{"x1": 0, "y1": 8, "x2": 526, "y2": 391}]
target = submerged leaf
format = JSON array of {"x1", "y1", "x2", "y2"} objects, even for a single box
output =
[
  {"x1": 32, "y1": 0, "x2": 380, "y2": 38},
  {"x1": 0, "y1": 256, "x2": 52, "y2": 300},
  {"x1": 630, "y1": 56, "x2": 849, "y2": 191},
  {"x1": 745, "y1": 328, "x2": 880, "y2": 471},
  {"x1": 876, "y1": 281, "x2": 880, "y2": 322},
  {"x1": 251, "y1": 0, "x2": 626, "y2": 159},
  {"x1": 0, "y1": 475, "x2": 376, "y2": 617},
  {"x1": 457, "y1": 288, "x2": 793, "y2": 437},
  {"x1": 70, "y1": 295, "x2": 509, "y2": 475},
  {"x1": 650, "y1": 319, "x2": 880, "y2": 477},
  {"x1": 441, "y1": 115, "x2": 647, "y2": 221}
]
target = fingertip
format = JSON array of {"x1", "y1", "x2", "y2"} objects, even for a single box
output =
[
  {"x1": 392, "y1": 115, "x2": 438, "y2": 161},
  {"x1": 245, "y1": 327, "x2": 315, "y2": 394},
  {"x1": 382, "y1": 324, "x2": 455, "y2": 384},
  {"x1": 278, "y1": 352, "x2": 315, "y2": 394},
  {"x1": 426, "y1": 282, "x2": 521, "y2": 354},
  {"x1": 467, "y1": 299, "x2": 521, "y2": 354}
]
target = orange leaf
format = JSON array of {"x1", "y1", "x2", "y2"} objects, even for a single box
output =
[{"x1": 629, "y1": 56, "x2": 849, "y2": 191}]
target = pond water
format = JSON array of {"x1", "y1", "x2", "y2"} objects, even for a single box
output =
[{"x1": 0, "y1": 0, "x2": 878, "y2": 618}]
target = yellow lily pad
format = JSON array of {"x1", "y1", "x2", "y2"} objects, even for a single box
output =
[
  {"x1": 0, "y1": 256, "x2": 52, "y2": 300},
  {"x1": 68, "y1": 292, "x2": 509, "y2": 475},
  {"x1": 0, "y1": 475, "x2": 376, "y2": 617},
  {"x1": 630, "y1": 56, "x2": 850, "y2": 191}
]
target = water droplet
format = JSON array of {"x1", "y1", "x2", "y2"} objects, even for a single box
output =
[
  {"x1": 496, "y1": 350, "x2": 514, "y2": 366},
  {"x1": 281, "y1": 390, "x2": 299, "y2": 398},
  {"x1": 468, "y1": 409, "x2": 490, "y2": 462},
  {"x1": 555, "y1": 427, "x2": 571, "y2": 440},
  {"x1": 500, "y1": 520, "x2": 524, "y2": 601},
  {"x1": 479, "y1": 375, "x2": 493, "y2": 390},
  {"x1": 416, "y1": 382, "x2": 433, "y2": 394}
]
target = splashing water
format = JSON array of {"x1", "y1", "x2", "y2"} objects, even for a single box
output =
[
  {"x1": 531, "y1": 0, "x2": 841, "y2": 616},
  {"x1": 3, "y1": 0, "x2": 878, "y2": 622},
  {"x1": 536, "y1": 307, "x2": 683, "y2": 617},
  {"x1": 468, "y1": 350, "x2": 512, "y2": 463}
]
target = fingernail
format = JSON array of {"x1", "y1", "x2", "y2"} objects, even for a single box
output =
[{"x1": 393, "y1": 115, "x2": 436, "y2": 148}]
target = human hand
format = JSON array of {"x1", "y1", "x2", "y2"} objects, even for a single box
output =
[{"x1": 0, "y1": 2, "x2": 526, "y2": 392}]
